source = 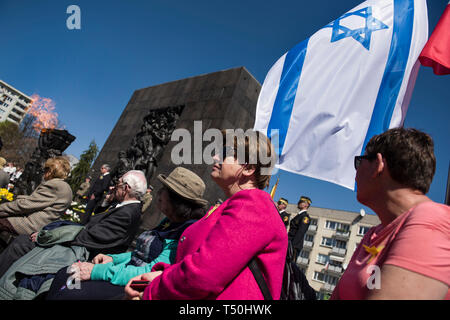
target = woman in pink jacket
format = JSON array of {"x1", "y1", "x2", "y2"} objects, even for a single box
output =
[{"x1": 125, "y1": 130, "x2": 288, "y2": 300}]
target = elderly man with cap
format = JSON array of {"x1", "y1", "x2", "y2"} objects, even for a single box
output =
[
  {"x1": 277, "y1": 197, "x2": 290, "y2": 228},
  {"x1": 288, "y1": 196, "x2": 312, "y2": 262}
]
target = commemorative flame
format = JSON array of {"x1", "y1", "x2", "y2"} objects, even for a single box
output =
[{"x1": 28, "y1": 94, "x2": 62, "y2": 133}]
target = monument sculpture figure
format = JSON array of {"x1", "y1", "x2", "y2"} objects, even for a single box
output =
[
  {"x1": 109, "y1": 106, "x2": 183, "y2": 184},
  {"x1": 14, "y1": 129, "x2": 76, "y2": 196}
]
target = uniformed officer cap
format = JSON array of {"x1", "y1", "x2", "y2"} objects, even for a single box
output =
[
  {"x1": 278, "y1": 198, "x2": 288, "y2": 205},
  {"x1": 298, "y1": 196, "x2": 312, "y2": 205}
]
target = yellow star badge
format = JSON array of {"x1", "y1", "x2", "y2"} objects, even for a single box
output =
[
  {"x1": 205, "y1": 204, "x2": 220, "y2": 219},
  {"x1": 162, "y1": 221, "x2": 171, "y2": 229},
  {"x1": 363, "y1": 244, "x2": 385, "y2": 263}
]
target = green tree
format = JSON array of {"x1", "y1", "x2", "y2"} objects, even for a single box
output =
[
  {"x1": 67, "y1": 140, "x2": 98, "y2": 193},
  {"x1": 0, "y1": 120, "x2": 38, "y2": 168}
]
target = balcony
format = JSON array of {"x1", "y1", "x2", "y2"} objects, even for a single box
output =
[
  {"x1": 303, "y1": 240, "x2": 314, "y2": 248},
  {"x1": 325, "y1": 264, "x2": 343, "y2": 275},
  {"x1": 321, "y1": 283, "x2": 336, "y2": 292},
  {"x1": 330, "y1": 247, "x2": 347, "y2": 256},
  {"x1": 296, "y1": 257, "x2": 309, "y2": 266},
  {"x1": 307, "y1": 224, "x2": 317, "y2": 233},
  {"x1": 334, "y1": 229, "x2": 350, "y2": 240}
]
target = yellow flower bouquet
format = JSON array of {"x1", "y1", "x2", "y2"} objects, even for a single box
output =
[{"x1": 0, "y1": 188, "x2": 15, "y2": 203}]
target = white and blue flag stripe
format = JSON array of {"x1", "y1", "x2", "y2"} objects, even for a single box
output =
[{"x1": 254, "y1": 0, "x2": 428, "y2": 190}]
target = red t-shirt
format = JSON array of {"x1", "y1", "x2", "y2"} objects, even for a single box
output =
[{"x1": 331, "y1": 201, "x2": 450, "y2": 300}]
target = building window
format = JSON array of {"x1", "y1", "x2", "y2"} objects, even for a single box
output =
[
  {"x1": 299, "y1": 250, "x2": 309, "y2": 259},
  {"x1": 335, "y1": 239, "x2": 347, "y2": 249},
  {"x1": 358, "y1": 225, "x2": 371, "y2": 236},
  {"x1": 313, "y1": 271, "x2": 338, "y2": 285},
  {"x1": 310, "y1": 218, "x2": 318, "y2": 226},
  {"x1": 16, "y1": 103, "x2": 27, "y2": 110},
  {"x1": 8, "y1": 114, "x2": 20, "y2": 122},
  {"x1": 321, "y1": 237, "x2": 347, "y2": 249},
  {"x1": 317, "y1": 254, "x2": 329, "y2": 265},
  {"x1": 329, "y1": 259, "x2": 343, "y2": 268},
  {"x1": 325, "y1": 220, "x2": 337, "y2": 230},
  {"x1": 321, "y1": 237, "x2": 334, "y2": 247},
  {"x1": 325, "y1": 220, "x2": 350, "y2": 232},
  {"x1": 12, "y1": 108, "x2": 23, "y2": 116},
  {"x1": 305, "y1": 234, "x2": 314, "y2": 242}
]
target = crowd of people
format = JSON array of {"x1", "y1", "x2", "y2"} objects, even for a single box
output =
[{"x1": 0, "y1": 127, "x2": 447, "y2": 300}]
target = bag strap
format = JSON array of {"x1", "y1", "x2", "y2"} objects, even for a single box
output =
[
  {"x1": 248, "y1": 258, "x2": 273, "y2": 300},
  {"x1": 247, "y1": 200, "x2": 281, "y2": 300}
]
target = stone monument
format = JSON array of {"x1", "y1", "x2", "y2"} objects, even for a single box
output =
[
  {"x1": 91, "y1": 67, "x2": 261, "y2": 230},
  {"x1": 14, "y1": 129, "x2": 76, "y2": 195}
]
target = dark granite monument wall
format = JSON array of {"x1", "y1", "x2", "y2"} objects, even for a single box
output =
[{"x1": 91, "y1": 67, "x2": 261, "y2": 230}]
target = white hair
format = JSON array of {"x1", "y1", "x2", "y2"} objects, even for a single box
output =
[{"x1": 122, "y1": 170, "x2": 147, "y2": 200}]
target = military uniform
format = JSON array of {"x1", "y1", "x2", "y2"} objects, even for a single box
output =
[
  {"x1": 288, "y1": 209, "x2": 311, "y2": 262},
  {"x1": 279, "y1": 210, "x2": 290, "y2": 228}
]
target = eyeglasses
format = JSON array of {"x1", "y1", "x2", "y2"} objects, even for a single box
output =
[
  {"x1": 354, "y1": 154, "x2": 376, "y2": 170},
  {"x1": 115, "y1": 181, "x2": 128, "y2": 189}
]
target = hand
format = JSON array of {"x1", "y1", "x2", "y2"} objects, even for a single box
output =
[
  {"x1": 124, "y1": 271, "x2": 163, "y2": 300},
  {"x1": 92, "y1": 254, "x2": 113, "y2": 265},
  {"x1": 90, "y1": 194, "x2": 95, "y2": 200},
  {"x1": 30, "y1": 232, "x2": 38, "y2": 242},
  {"x1": 71, "y1": 262, "x2": 94, "y2": 281}
]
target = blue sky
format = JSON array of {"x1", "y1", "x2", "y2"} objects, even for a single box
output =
[{"x1": 1, "y1": 0, "x2": 449, "y2": 214}]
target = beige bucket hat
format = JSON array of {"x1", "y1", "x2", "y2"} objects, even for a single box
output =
[{"x1": 157, "y1": 167, "x2": 209, "y2": 207}]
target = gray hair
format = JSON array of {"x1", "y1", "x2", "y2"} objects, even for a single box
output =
[
  {"x1": 101, "y1": 164, "x2": 111, "y2": 171},
  {"x1": 122, "y1": 170, "x2": 147, "y2": 200}
]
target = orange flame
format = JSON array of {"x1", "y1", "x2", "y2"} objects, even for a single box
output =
[{"x1": 28, "y1": 94, "x2": 62, "y2": 133}]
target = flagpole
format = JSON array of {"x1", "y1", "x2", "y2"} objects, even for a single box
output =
[{"x1": 270, "y1": 176, "x2": 279, "y2": 200}]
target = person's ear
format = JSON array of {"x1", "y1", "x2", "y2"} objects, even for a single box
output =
[
  {"x1": 371, "y1": 153, "x2": 385, "y2": 178},
  {"x1": 241, "y1": 164, "x2": 256, "y2": 177}
]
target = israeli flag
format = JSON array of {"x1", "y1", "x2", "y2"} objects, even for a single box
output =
[{"x1": 254, "y1": 0, "x2": 428, "y2": 190}]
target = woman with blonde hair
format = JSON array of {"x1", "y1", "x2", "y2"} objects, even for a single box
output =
[
  {"x1": 0, "y1": 156, "x2": 73, "y2": 237},
  {"x1": 125, "y1": 129, "x2": 288, "y2": 300}
]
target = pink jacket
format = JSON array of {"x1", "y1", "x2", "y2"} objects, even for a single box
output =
[{"x1": 143, "y1": 188, "x2": 288, "y2": 300}]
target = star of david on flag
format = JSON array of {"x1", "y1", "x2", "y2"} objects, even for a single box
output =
[
  {"x1": 254, "y1": 0, "x2": 428, "y2": 190},
  {"x1": 325, "y1": 6, "x2": 389, "y2": 50}
]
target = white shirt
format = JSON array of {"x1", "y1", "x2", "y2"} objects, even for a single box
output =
[{"x1": 115, "y1": 199, "x2": 141, "y2": 208}]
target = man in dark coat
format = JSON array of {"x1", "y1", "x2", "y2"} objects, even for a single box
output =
[
  {"x1": 277, "y1": 197, "x2": 290, "y2": 228},
  {"x1": 288, "y1": 196, "x2": 312, "y2": 262},
  {"x1": 0, "y1": 170, "x2": 146, "y2": 278},
  {"x1": 81, "y1": 164, "x2": 112, "y2": 224}
]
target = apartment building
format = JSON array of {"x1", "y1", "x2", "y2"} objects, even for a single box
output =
[
  {"x1": 284, "y1": 203, "x2": 380, "y2": 300},
  {"x1": 0, "y1": 80, "x2": 32, "y2": 124}
]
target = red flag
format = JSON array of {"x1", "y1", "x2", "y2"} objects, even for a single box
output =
[{"x1": 419, "y1": 2, "x2": 450, "y2": 75}]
